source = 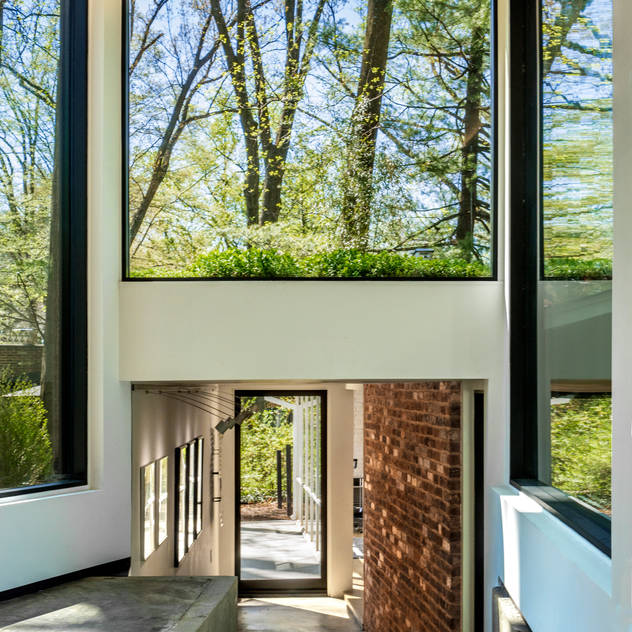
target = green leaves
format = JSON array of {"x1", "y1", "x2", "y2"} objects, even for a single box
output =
[
  {"x1": 544, "y1": 257, "x2": 612, "y2": 279},
  {"x1": 551, "y1": 394, "x2": 611, "y2": 513},
  {"x1": 240, "y1": 408, "x2": 293, "y2": 504},
  {"x1": 190, "y1": 247, "x2": 490, "y2": 278},
  {"x1": 0, "y1": 373, "x2": 53, "y2": 489}
]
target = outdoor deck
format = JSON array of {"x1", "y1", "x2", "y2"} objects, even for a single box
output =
[{"x1": 240, "y1": 519, "x2": 321, "y2": 581}]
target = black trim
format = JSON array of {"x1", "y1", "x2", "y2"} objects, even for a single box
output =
[
  {"x1": 511, "y1": 480, "x2": 611, "y2": 556},
  {"x1": 508, "y1": 0, "x2": 612, "y2": 556},
  {"x1": 0, "y1": 0, "x2": 89, "y2": 499},
  {"x1": 61, "y1": 0, "x2": 88, "y2": 482},
  {"x1": 122, "y1": 276, "x2": 497, "y2": 282},
  {"x1": 121, "y1": 0, "x2": 130, "y2": 280},
  {"x1": 509, "y1": 0, "x2": 540, "y2": 481},
  {"x1": 490, "y1": 0, "x2": 499, "y2": 281},
  {"x1": 0, "y1": 558, "x2": 131, "y2": 602},
  {"x1": 474, "y1": 391, "x2": 485, "y2": 632},
  {"x1": 121, "y1": 0, "x2": 498, "y2": 283},
  {"x1": 174, "y1": 444, "x2": 184, "y2": 566},
  {"x1": 235, "y1": 390, "x2": 328, "y2": 594},
  {"x1": 0, "y1": 480, "x2": 86, "y2": 499}
]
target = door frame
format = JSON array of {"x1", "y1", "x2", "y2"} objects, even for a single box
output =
[{"x1": 234, "y1": 389, "x2": 328, "y2": 594}]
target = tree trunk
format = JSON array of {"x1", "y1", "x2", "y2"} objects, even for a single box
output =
[
  {"x1": 210, "y1": 0, "x2": 260, "y2": 226},
  {"x1": 456, "y1": 23, "x2": 486, "y2": 253},
  {"x1": 341, "y1": 0, "x2": 393, "y2": 249}
]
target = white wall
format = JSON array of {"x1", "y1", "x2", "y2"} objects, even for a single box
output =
[
  {"x1": 130, "y1": 388, "x2": 218, "y2": 577},
  {"x1": 611, "y1": 0, "x2": 632, "y2": 626},
  {"x1": 487, "y1": 0, "x2": 630, "y2": 630},
  {"x1": 0, "y1": 0, "x2": 131, "y2": 593}
]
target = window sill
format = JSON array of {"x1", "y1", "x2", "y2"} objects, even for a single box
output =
[
  {"x1": 0, "y1": 480, "x2": 88, "y2": 504},
  {"x1": 510, "y1": 479, "x2": 611, "y2": 556}
]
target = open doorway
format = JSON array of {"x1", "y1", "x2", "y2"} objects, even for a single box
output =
[{"x1": 235, "y1": 390, "x2": 327, "y2": 593}]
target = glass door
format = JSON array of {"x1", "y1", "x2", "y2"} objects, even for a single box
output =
[{"x1": 235, "y1": 391, "x2": 327, "y2": 592}]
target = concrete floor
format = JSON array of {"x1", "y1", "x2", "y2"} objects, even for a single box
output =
[
  {"x1": 0, "y1": 576, "x2": 237, "y2": 632},
  {"x1": 237, "y1": 597, "x2": 361, "y2": 632},
  {"x1": 240, "y1": 520, "x2": 321, "y2": 580}
]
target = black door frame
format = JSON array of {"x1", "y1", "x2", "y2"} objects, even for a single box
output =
[{"x1": 235, "y1": 389, "x2": 328, "y2": 594}]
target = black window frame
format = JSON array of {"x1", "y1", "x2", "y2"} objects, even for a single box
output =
[
  {"x1": 121, "y1": 0, "x2": 499, "y2": 283},
  {"x1": 174, "y1": 437, "x2": 203, "y2": 566},
  {"x1": 0, "y1": 0, "x2": 88, "y2": 500},
  {"x1": 508, "y1": 0, "x2": 611, "y2": 556}
]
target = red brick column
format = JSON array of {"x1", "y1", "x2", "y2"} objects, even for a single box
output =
[{"x1": 363, "y1": 382, "x2": 462, "y2": 632}]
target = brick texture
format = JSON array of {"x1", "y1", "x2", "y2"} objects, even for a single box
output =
[
  {"x1": 0, "y1": 345, "x2": 43, "y2": 382},
  {"x1": 364, "y1": 382, "x2": 462, "y2": 632}
]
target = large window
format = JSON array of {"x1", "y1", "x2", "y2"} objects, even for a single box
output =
[
  {"x1": 510, "y1": 0, "x2": 612, "y2": 554},
  {"x1": 124, "y1": 0, "x2": 495, "y2": 279},
  {"x1": 0, "y1": 2, "x2": 87, "y2": 496}
]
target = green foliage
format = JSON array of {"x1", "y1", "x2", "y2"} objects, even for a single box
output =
[
  {"x1": 240, "y1": 408, "x2": 293, "y2": 504},
  {"x1": 0, "y1": 374, "x2": 53, "y2": 489},
  {"x1": 191, "y1": 248, "x2": 490, "y2": 278},
  {"x1": 551, "y1": 394, "x2": 611, "y2": 514},
  {"x1": 190, "y1": 248, "x2": 302, "y2": 278},
  {"x1": 544, "y1": 257, "x2": 612, "y2": 280}
]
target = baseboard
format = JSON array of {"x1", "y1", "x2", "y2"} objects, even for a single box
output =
[{"x1": 0, "y1": 558, "x2": 131, "y2": 602}]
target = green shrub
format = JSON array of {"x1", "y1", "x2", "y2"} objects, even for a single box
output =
[
  {"x1": 0, "y1": 375, "x2": 53, "y2": 489},
  {"x1": 240, "y1": 407, "x2": 293, "y2": 504},
  {"x1": 192, "y1": 248, "x2": 490, "y2": 278},
  {"x1": 544, "y1": 257, "x2": 612, "y2": 280},
  {"x1": 191, "y1": 248, "x2": 302, "y2": 278},
  {"x1": 551, "y1": 394, "x2": 611, "y2": 513}
]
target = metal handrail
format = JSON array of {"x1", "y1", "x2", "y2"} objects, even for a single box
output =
[{"x1": 296, "y1": 477, "x2": 322, "y2": 506}]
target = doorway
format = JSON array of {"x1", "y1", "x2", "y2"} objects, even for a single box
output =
[{"x1": 235, "y1": 390, "x2": 327, "y2": 593}]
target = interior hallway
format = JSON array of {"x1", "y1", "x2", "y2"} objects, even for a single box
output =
[{"x1": 237, "y1": 597, "x2": 361, "y2": 632}]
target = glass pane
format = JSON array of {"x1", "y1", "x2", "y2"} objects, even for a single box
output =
[
  {"x1": 127, "y1": 1, "x2": 493, "y2": 279},
  {"x1": 0, "y1": 1, "x2": 69, "y2": 492},
  {"x1": 541, "y1": 0, "x2": 613, "y2": 277},
  {"x1": 539, "y1": 0, "x2": 612, "y2": 516},
  {"x1": 187, "y1": 441, "x2": 195, "y2": 547},
  {"x1": 142, "y1": 463, "x2": 155, "y2": 560},
  {"x1": 158, "y1": 456, "x2": 168, "y2": 545},
  {"x1": 177, "y1": 446, "x2": 187, "y2": 561},
  {"x1": 239, "y1": 395, "x2": 323, "y2": 582},
  {"x1": 196, "y1": 438, "x2": 203, "y2": 535}
]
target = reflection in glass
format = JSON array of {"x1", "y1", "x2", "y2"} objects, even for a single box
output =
[
  {"x1": 158, "y1": 456, "x2": 168, "y2": 545},
  {"x1": 239, "y1": 395, "x2": 323, "y2": 583},
  {"x1": 542, "y1": 0, "x2": 613, "y2": 275},
  {"x1": 127, "y1": 1, "x2": 493, "y2": 279},
  {"x1": 142, "y1": 463, "x2": 155, "y2": 560},
  {"x1": 539, "y1": 0, "x2": 612, "y2": 516},
  {"x1": 0, "y1": 1, "x2": 70, "y2": 492},
  {"x1": 196, "y1": 438, "x2": 203, "y2": 535},
  {"x1": 187, "y1": 441, "x2": 196, "y2": 548},
  {"x1": 177, "y1": 445, "x2": 187, "y2": 562}
]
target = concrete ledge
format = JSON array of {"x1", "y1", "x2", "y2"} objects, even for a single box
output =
[{"x1": 0, "y1": 576, "x2": 237, "y2": 632}]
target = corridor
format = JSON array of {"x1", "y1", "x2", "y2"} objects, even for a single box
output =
[{"x1": 237, "y1": 597, "x2": 361, "y2": 632}]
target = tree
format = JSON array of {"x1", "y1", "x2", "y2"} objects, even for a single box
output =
[
  {"x1": 210, "y1": 0, "x2": 327, "y2": 226},
  {"x1": 341, "y1": 0, "x2": 393, "y2": 248}
]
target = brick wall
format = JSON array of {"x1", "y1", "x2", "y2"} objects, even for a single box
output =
[
  {"x1": 364, "y1": 382, "x2": 462, "y2": 632},
  {"x1": 0, "y1": 345, "x2": 43, "y2": 382}
]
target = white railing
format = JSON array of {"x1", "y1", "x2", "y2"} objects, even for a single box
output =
[{"x1": 293, "y1": 396, "x2": 322, "y2": 554}]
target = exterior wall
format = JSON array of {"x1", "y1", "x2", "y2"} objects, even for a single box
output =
[
  {"x1": 0, "y1": 0, "x2": 131, "y2": 592},
  {"x1": 363, "y1": 382, "x2": 462, "y2": 632},
  {"x1": 0, "y1": 345, "x2": 42, "y2": 382},
  {"x1": 130, "y1": 388, "x2": 219, "y2": 577}
]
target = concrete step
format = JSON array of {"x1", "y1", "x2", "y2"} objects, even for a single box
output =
[{"x1": 344, "y1": 588, "x2": 364, "y2": 628}]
